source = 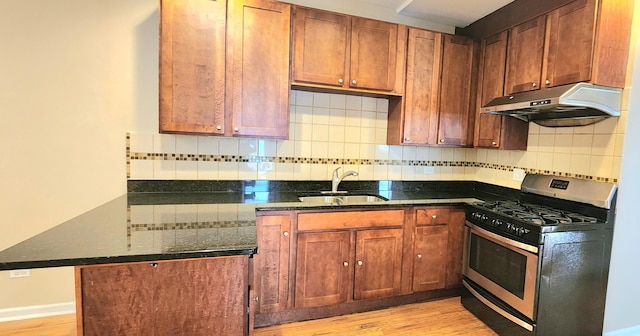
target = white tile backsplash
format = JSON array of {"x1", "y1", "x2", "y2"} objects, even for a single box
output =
[{"x1": 129, "y1": 88, "x2": 626, "y2": 184}]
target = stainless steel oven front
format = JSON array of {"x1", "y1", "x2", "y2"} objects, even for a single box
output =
[{"x1": 462, "y1": 222, "x2": 539, "y2": 322}]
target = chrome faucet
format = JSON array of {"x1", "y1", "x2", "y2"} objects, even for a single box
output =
[{"x1": 325, "y1": 167, "x2": 358, "y2": 194}]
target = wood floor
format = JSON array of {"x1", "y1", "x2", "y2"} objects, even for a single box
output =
[{"x1": 0, "y1": 297, "x2": 496, "y2": 335}]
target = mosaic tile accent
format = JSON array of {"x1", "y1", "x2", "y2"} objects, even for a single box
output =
[
  {"x1": 127, "y1": 149, "x2": 617, "y2": 183},
  {"x1": 129, "y1": 220, "x2": 255, "y2": 231}
]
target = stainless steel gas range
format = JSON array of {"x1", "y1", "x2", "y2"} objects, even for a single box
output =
[{"x1": 462, "y1": 174, "x2": 617, "y2": 336}]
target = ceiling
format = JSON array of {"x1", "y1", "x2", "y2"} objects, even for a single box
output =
[{"x1": 358, "y1": 0, "x2": 515, "y2": 27}]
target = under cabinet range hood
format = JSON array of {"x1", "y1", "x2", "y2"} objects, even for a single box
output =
[{"x1": 482, "y1": 83, "x2": 622, "y2": 127}]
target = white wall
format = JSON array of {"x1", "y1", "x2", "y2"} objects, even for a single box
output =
[
  {"x1": 0, "y1": 0, "x2": 158, "y2": 309},
  {"x1": 603, "y1": 1, "x2": 640, "y2": 333}
]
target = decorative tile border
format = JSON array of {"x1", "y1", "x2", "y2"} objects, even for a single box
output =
[
  {"x1": 129, "y1": 220, "x2": 256, "y2": 232},
  {"x1": 126, "y1": 149, "x2": 617, "y2": 183}
]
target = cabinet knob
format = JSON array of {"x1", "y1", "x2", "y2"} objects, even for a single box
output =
[
  {"x1": 351, "y1": 79, "x2": 357, "y2": 85},
  {"x1": 216, "y1": 125, "x2": 222, "y2": 130},
  {"x1": 492, "y1": 141, "x2": 497, "y2": 146},
  {"x1": 357, "y1": 260, "x2": 363, "y2": 266},
  {"x1": 417, "y1": 254, "x2": 423, "y2": 259},
  {"x1": 150, "y1": 263, "x2": 158, "y2": 268},
  {"x1": 532, "y1": 82, "x2": 537, "y2": 88},
  {"x1": 283, "y1": 231, "x2": 289, "y2": 237},
  {"x1": 439, "y1": 139, "x2": 445, "y2": 143},
  {"x1": 545, "y1": 79, "x2": 550, "y2": 85},
  {"x1": 404, "y1": 137, "x2": 410, "y2": 142},
  {"x1": 343, "y1": 261, "x2": 349, "y2": 267},
  {"x1": 338, "y1": 78, "x2": 344, "y2": 84},
  {"x1": 432, "y1": 215, "x2": 437, "y2": 219},
  {"x1": 234, "y1": 127, "x2": 239, "y2": 132},
  {"x1": 254, "y1": 296, "x2": 259, "y2": 302}
]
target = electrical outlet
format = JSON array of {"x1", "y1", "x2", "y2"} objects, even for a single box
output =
[
  {"x1": 9, "y1": 269, "x2": 31, "y2": 278},
  {"x1": 513, "y1": 168, "x2": 526, "y2": 182},
  {"x1": 259, "y1": 162, "x2": 273, "y2": 171},
  {"x1": 424, "y1": 167, "x2": 435, "y2": 174}
]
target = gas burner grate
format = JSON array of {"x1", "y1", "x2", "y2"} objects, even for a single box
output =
[{"x1": 478, "y1": 200, "x2": 597, "y2": 225}]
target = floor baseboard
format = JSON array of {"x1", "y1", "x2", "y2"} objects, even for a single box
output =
[{"x1": 0, "y1": 302, "x2": 75, "y2": 323}]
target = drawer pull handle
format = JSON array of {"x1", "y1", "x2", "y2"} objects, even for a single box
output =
[
  {"x1": 357, "y1": 260, "x2": 363, "y2": 266},
  {"x1": 432, "y1": 215, "x2": 437, "y2": 219},
  {"x1": 343, "y1": 261, "x2": 349, "y2": 267},
  {"x1": 283, "y1": 231, "x2": 289, "y2": 237},
  {"x1": 417, "y1": 254, "x2": 423, "y2": 259}
]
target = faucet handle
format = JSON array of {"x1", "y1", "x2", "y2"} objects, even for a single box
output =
[{"x1": 332, "y1": 167, "x2": 341, "y2": 177}]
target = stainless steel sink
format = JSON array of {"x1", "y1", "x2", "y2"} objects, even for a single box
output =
[{"x1": 298, "y1": 195, "x2": 387, "y2": 205}]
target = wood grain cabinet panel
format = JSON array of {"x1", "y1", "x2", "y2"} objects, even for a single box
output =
[
  {"x1": 295, "y1": 231, "x2": 352, "y2": 308},
  {"x1": 474, "y1": 31, "x2": 529, "y2": 150},
  {"x1": 437, "y1": 35, "x2": 475, "y2": 146},
  {"x1": 349, "y1": 17, "x2": 398, "y2": 91},
  {"x1": 354, "y1": 228, "x2": 404, "y2": 300},
  {"x1": 291, "y1": 6, "x2": 403, "y2": 94},
  {"x1": 291, "y1": 7, "x2": 348, "y2": 87},
  {"x1": 159, "y1": 0, "x2": 226, "y2": 135},
  {"x1": 445, "y1": 208, "x2": 466, "y2": 288},
  {"x1": 76, "y1": 256, "x2": 249, "y2": 336},
  {"x1": 412, "y1": 225, "x2": 448, "y2": 292},
  {"x1": 255, "y1": 215, "x2": 291, "y2": 314},
  {"x1": 388, "y1": 30, "x2": 474, "y2": 147},
  {"x1": 227, "y1": 0, "x2": 291, "y2": 138},
  {"x1": 505, "y1": 16, "x2": 546, "y2": 94}
]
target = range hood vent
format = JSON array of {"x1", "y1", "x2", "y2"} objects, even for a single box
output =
[{"x1": 482, "y1": 83, "x2": 622, "y2": 127}]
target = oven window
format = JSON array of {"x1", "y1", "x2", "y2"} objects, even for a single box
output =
[{"x1": 469, "y1": 233, "x2": 527, "y2": 299}]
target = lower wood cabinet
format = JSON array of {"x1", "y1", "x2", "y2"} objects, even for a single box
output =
[
  {"x1": 75, "y1": 256, "x2": 250, "y2": 336},
  {"x1": 294, "y1": 228, "x2": 403, "y2": 308},
  {"x1": 255, "y1": 205, "x2": 464, "y2": 326}
]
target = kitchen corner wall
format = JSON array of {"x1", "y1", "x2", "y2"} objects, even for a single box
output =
[{"x1": 128, "y1": 88, "x2": 627, "y2": 190}]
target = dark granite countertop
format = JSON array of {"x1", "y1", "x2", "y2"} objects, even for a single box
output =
[{"x1": 0, "y1": 180, "x2": 518, "y2": 271}]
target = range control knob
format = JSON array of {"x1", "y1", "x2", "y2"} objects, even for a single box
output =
[{"x1": 492, "y1": 219, "x2": 503, "y2": 227}]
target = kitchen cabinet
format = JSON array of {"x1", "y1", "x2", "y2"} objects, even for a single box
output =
[
  {"x1": 159, "y1": 0, "x2": 226, "y2": 135},
  {"x1": 294, "y1": 210, "x2": 404, "y2": 308},
  {"x1": 254, "y1": 214, "x2": 291, "y2": 314},
  {"x1": 474, "y1": 31, "x2": 529, "y2": 150},
  {"x1": 227, "y1": 0, "x2": 291, "y2": 138},
  {"x1": 76, "y1": 256, "x2": 249, "y2": 336},
  {"x1": 160, "y1": 0, "x2": 290, "y2": 138},
  {"x1": 504, "y1": 16, "x2": 546, "y2": 94},
  {"x1": 388, "y1": 30, "x2": 474, "y2": 146},
  {"x1": 411, "y1": 207, "x2": 465, "y2": 292},
  {"x1": 291, "y1": 6, "x2": 404, "y2": 94}
]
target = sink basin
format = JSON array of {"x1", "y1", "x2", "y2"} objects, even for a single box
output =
[{"x1": 298, "y1": 195, "x2": 388, "y2": 205}]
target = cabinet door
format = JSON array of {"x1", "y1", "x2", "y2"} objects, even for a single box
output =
[
  {"x1": 350, "y1": 17, "x2": 398, "y2": 91},
  {"x1": 475, "y1": 31, "x2": 529, "y2": 150},
  {"x1": 255, "y1": 215, "x2": 291, "y2": 313},
  {"x1": 545, "y1": 0, "x2": 596, "y2": 87},
  {"x1": 79, "y1": 262, "x2": 153, "y2": 335},
  {"x1": 402, "y1": 28, "x2": 442, "y2": 145},
  {"x1": 412, "y1": 225, "x2": 448, "y2": 292},
  {"x1": 228, "y1": 0, "x2": 290, "y2": 138},
  {"x1": 159, "y1": 0, "x2": 226, "y2": 135},
  {"x1": 292, "y1": 7, "x2": 348, "y2": 87},
  {"x1": 437, "y1": 35, "x2": 474, "y2": 146},
  {"x1": 154, "y1": 257, "x2": 249, "y2": 336},
  {"x1": 476, "y1": 32, "x2": 507, "y2": 148},
  {"x1": 295, "y1": 231, "x2": 352, "y2": 308},
  {"x1": 354, "y1": 229, "x2": 403, "y2": 300},
  {"x1": 505, "y1": 16, "x2": 546, "y2": 94}
]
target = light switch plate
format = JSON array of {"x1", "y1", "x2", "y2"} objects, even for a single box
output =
[
  {"x1": 513, "y1": 168, "x2": 526, "y2": 182},
  {"x1": 9, "y1": 270, "x2": 31, "y2": 278}
]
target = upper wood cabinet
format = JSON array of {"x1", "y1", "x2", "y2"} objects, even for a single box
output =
[
  {"x1": 388, "y1": 30, "x2": 474, "y2": 147},
  {"x1": 291, "y1": 7, "x2": 404, "y2": 94},
  {"x1": 498, "y1": 0, "x2": 632, "y2": 94},
  {"x1": 227, "y1": 0, "x2": 291, "y2": 138},
  {"x1": 475, "y1": 31, "x2": 529, "y2": 150},
  {"x1": 254, "y1": 214, "x2": 292, "y2": 314},
  {"x1": 544, "y1": 0, "x2": 631, "y2": 89},
  {"x1": 160, "y1": 0, "x2": 290, "y2": 138},
  {"x1": 159, "y1": 0, "x2": 226, "y2": 135},
  {"x1": 504, "y1": 16, "x2": 546, "y2": 94}
]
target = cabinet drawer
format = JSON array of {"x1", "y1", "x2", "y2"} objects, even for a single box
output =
[
  {"x1": 298, "y1": 210, "x2": 404, "y2": 231},
  {"x1": 415, "y1": 208, "x2": 450, "y2": 226}
]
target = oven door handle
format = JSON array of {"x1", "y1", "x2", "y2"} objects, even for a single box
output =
[
  {"x1": 463, "y1": 279, "x2": 534, "y2": 332},
  {"x1": 466, "y1": 222, "x2": 538, "y2": 254}
]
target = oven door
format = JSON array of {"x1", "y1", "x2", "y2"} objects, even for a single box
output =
[{"x1": 463, "y1": 222, "x2": 538, "y2": 320}]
